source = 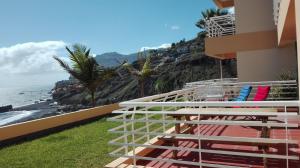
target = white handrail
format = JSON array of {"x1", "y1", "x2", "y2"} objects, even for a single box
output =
[
  {"x1": 108, "y1": 79, "x2": 299, "y2": 168},
  {"x1": 120, "y1": 100, "x2": 300, "y2": 107}
]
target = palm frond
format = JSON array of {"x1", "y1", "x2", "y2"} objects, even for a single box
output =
[
  {"x1": 53, "y1": 56, "x2": 82, "y2": 80},
  {"x1": 85, "y1": 49, "x2": 91, "y2": 58},
  {"x1": 141, "y1": 56, "x2": 152, "y2": 77},
  {"x1": 53, "y1": 56, "x2": 72, "y2": 72},
  {"x1": 137, "y1": 51, "x2": 146, "y2": 70},
  {"x1": 196, "y1": 8, "x2": 229, "y2": 30},
  {"x1": 73, "y1": 44, "x2": 87, "y2": 54},
  {"x1": 66, "y1": 46, "x2": 85, "y2": 71}
]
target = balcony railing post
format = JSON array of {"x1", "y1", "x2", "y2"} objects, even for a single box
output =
[
  {"x1": 123, "y1": 113, "x2": 128, "y2": 154},
  {"x1": 285, "y1": 105, "x2": 289, "y2": 168},
  {"x1": 198, "y1": 112, "x2": 202, "y2": 168},
  {"x1": 162, "y1": 95, "x2": 168, "y2": 133},
  {"x1": 145, "y1": 111, "x2": 150, "y2": 142},
  {"x1": 132, "y1": 106, "x2": 137, "y2": 167}
]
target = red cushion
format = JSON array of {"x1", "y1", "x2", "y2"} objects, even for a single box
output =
[{"x1": 253, "y1": 86, "x2": 271, "y2": 101}]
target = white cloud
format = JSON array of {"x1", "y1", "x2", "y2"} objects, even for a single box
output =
[
  {"x1": 140, "y1": 43, "x2": 171, "y2": 51},
  {"x1": 228, "y1": 7, "x2": 235, "y2": 14},
  {"x1": 170, "y1": 25, "x2": 180, "y2": 30},
  {"x1": 0, "y1": 41, "x2": 67, "y2": 75},
  {"x1": 164, "y1": 24, "x2": 180, "y2": 31}
]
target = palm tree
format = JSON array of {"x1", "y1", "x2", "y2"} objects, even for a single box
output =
[
  {"x1": 155, "y1": 79, "x2": 170, "y2": 94},
  {"x1": 196, "y1": 8, "x2": 229, "y2": 29},
  {"x1": 53, "y1": 44, "x2": 113, "y2": 107},
  {"x1": 121, "y1": 51, "x2": 154, "y2": 97}
]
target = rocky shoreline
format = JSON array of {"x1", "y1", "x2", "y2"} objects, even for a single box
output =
[
  {"x1": 0, "y1": 101, "x2": 59, "y2": 126},
  {"x1": 1, "y1": 99, "x2": 93, "y2": 126}
]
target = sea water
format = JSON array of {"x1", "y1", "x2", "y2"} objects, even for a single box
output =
[
  {"x1": 0, "y1": 85, "x2": 53, "y2": 126},
  {"x1": 0, "y1": 85, "x2": 52, "y2": 107}
]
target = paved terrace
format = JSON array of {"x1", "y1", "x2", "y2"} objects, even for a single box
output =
[{"x1": 136, "y1": 115, "x2": 300, "y2": 168}]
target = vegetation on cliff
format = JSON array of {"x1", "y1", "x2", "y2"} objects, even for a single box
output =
[{"x1": 53, "y1": 35, "x2": 237, "y2": 107}]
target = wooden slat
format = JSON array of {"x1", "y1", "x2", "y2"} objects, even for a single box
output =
[{"x1": 193, "y1": 120, "x2": 298, "y2": 128}]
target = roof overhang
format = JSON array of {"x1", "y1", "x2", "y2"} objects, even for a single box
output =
[{"x1": 213, "y1": 0, "x2": 234, "y2": 9}]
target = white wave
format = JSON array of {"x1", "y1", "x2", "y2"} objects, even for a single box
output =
[{"x1": 0, "y1": 110, "x2": 39, "y2": 126}]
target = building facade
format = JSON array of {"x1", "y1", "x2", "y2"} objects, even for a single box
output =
[{"x1": 206, "y1": 0, "x2": 299, "y2": 83}]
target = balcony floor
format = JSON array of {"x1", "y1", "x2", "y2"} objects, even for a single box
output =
[{"x1": 135, "y1": 116, "x2": 300, "y2": 168}]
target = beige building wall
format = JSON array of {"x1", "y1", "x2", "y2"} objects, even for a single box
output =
[
  {"x1": 234, "y1": 0, "x2": 297, "y2": 82},
  {"x1": 235, "y1": 0, "x2": 275, "y2": 34},
  {"x1": 237, "y1": 45, "x2": 297, "y2": 82}
]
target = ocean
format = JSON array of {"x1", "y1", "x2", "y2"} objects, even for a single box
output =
[
  {"x1": 0, "y1": 85, "x2": 53, "y2": 107},
  {"x1": 0, "y1": 84, "x2": 53, "y2": 126}
]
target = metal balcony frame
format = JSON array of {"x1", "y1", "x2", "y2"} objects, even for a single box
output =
[{"x1": 205, "y1": 14, "x2": 236, "y2": 38}]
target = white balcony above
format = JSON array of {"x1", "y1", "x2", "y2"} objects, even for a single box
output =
[
  {"x1": 273, "y1": 0, "x2": 281, "y2": 25},
  {"x1": 205, "y1": 14, "x2": 235, "y2": 38}
]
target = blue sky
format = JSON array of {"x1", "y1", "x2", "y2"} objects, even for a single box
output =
[
  {"x1": 0, "y1": 0, "x2": 215, "y2": 54},
  {"x1": 0, "y1": 0, "x2": 217, "y2": 86}
]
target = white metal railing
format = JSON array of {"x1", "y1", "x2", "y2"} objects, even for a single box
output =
[
  {"x1": 108, "y1": 80, "x2": 299, "y2": 168},
  {"x1": 205, "y1": 14, "x2": 236, "y2": 38},
  {"x1": 109, "y1": 101, "x2": 299, "y2": 168},
  {"x1": 185, "y1": 78, "x2": 238, "y2": 86},
  {"x1": 185, "y1": 80, "x2": 298, "y2": 101},
  {"x1": 273, "y1": 0, "x2": 282, "y2": 25}
]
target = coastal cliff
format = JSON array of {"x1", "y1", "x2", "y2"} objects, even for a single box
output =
[{"x1": 52, "y1": 35, "x2": 237, "y2": 107}]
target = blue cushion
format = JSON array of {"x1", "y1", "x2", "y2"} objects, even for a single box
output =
[{"x1": 233, "y1": 85, "x2": 252, "y2": 101}]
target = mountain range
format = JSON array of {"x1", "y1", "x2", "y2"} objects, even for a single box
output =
[
  {"x1": 95, "y1": 48, "x2": 169, "y2": 67},
  {"x1": 95, "y1": 52, "x2": 137, "y2": 67}
]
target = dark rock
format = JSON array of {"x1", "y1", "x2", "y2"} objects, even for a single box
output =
[{"x1": 0, "y1": 105, "x2": 13, "y2": 113}]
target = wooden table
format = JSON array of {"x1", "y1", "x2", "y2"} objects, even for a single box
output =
[{"x1": 166, "y1": 107, "x2": 278, "y2": 162}]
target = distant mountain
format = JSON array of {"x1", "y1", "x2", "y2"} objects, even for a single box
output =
[{"x1": 95, "y1": 52, "x2": 137, "y2": 67}]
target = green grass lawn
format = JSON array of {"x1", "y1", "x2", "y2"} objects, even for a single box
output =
[
  {"x1": 0, "y1": 106, "x2": 175, "y2": 168},
  {"x1": 0, "y1": 116, "x2": 119, "y2": 168}
]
